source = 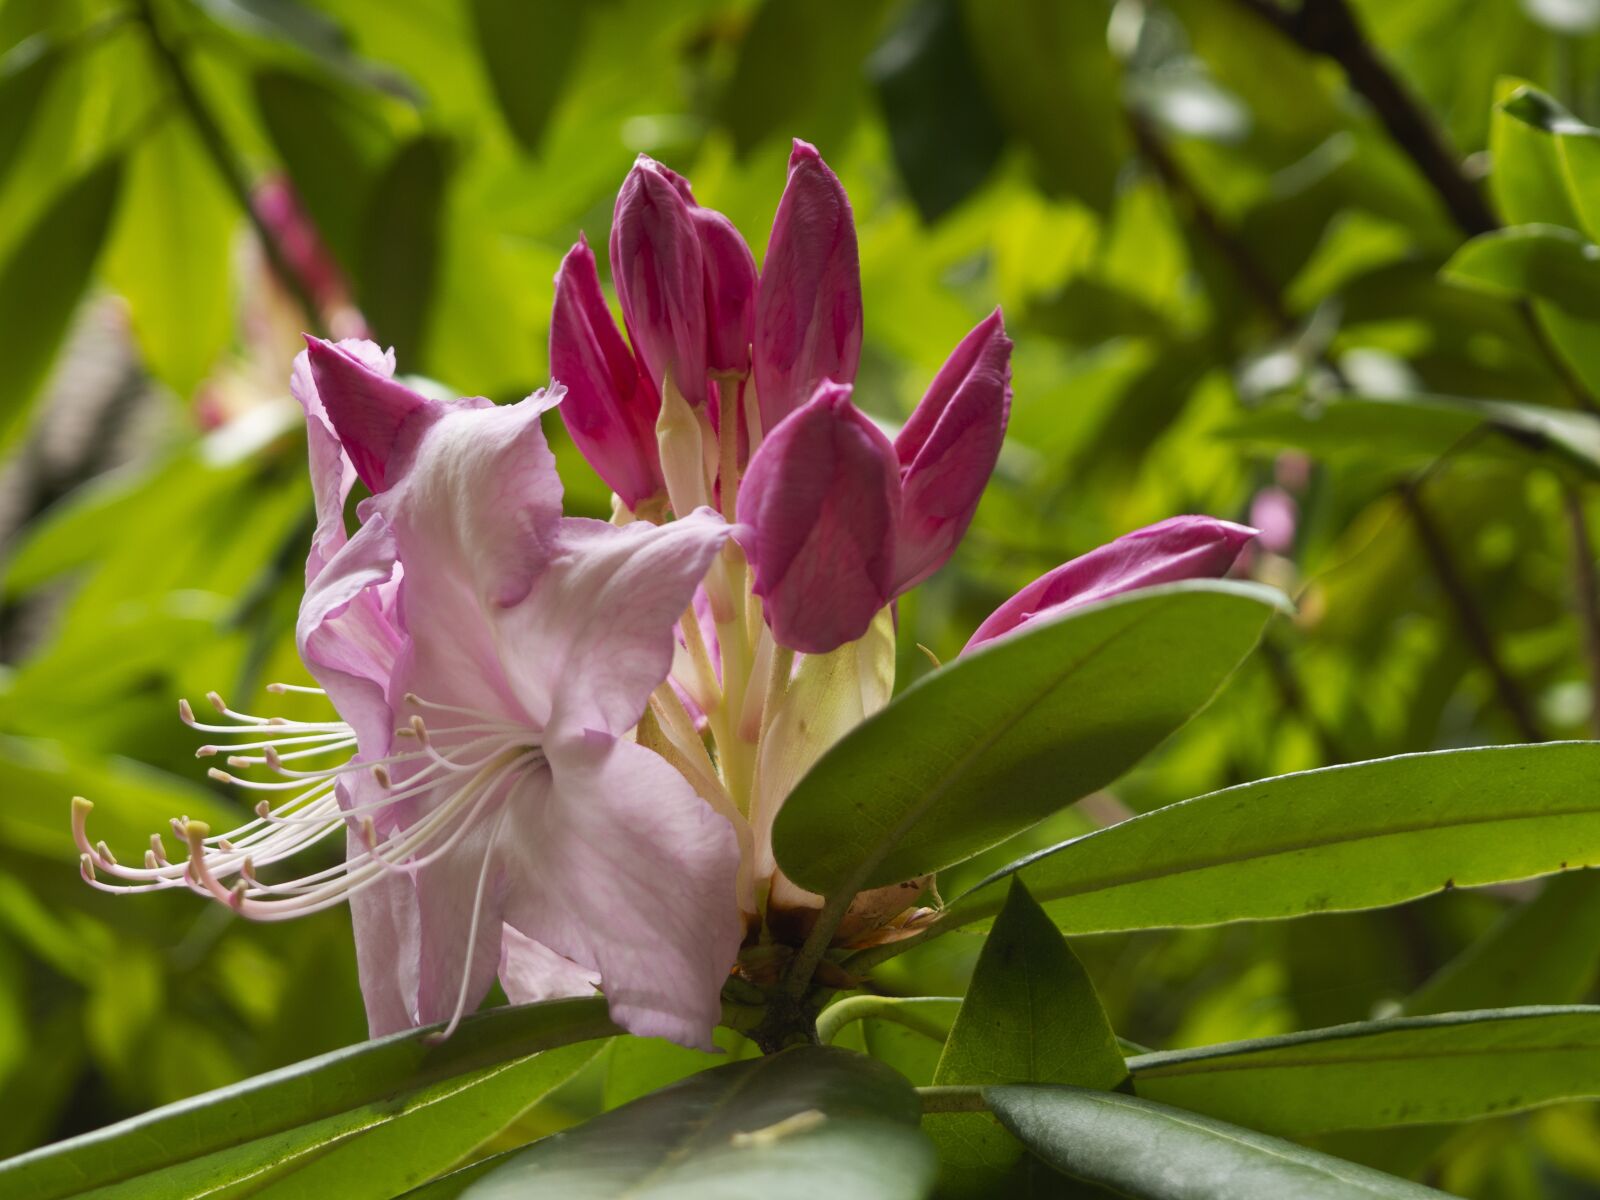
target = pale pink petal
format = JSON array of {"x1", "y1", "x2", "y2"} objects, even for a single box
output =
[
  {"x1": 499, "y1": 926, "x2": 601, "y2": 1004},
  {"x1": 501, "y1": 733, "x2": 741, "y2": 1050},
  {"x1": 346, "y1": 817, "x2": 422, "y2": 1037},
  {"x1": 297, "y1": 511, "x2": 406, "y2": 750},
  {"x1": 492, "y1": 508, "x2": 732, "y2": 740}
]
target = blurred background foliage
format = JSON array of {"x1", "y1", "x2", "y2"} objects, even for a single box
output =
[{"x1": 4, "y1": 0, "x2": 1600, "y2": 1194}]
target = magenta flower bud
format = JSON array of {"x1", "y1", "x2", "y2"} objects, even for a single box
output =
[
  {"x1": 964, "y1": 516, "x2": 1258, "y2": 654},
  {"x1": 610, "y1": 155, "x2": 707, "y2": 405},
  {"x1": 693, "y1": 207, "x2": 758, "y2": 377},
  {"x1": 739, "y1": 382, "x2": 898, "y2": 654},
  {"x1": 892, "y1": 309, "x2": 1013, "y2": 593},
  {"x1": 304, "y1": 336, "x2": 439, "y2": 493},
  {"x1": 753, "y1": 140, "x2": 863, "y2": 433},
  {"x1": 550, "y1": 236, "x2": 665, "y2": 509}
]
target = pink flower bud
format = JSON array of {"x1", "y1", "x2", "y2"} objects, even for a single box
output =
[
  {"x1": 964, "y1": 516, "x2": 1258, "y2": 653},
  {"x1": 303, "y1": 336, "x2": 439, "y2": 493},
  {"x1": 550, "y1": 236, "x2": 665, "y2": 509},
  {"x1": 739, "y1": 382, "x2": 898, "y2": 654},
  {"x1": 694, "y1": 207, "x2": 758, "y2": 378},
  {"x1": 892, "y1": 309, "x2": 1012, "y2": 593},
  {"x1": 610, "y1": 155, "x2": 707, "y2": 405},
  {"x1": 753, "y1": 140, "x2": 863, "y2": 433}
]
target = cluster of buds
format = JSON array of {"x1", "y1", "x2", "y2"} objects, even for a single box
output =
[{"x1": 73, "y1": 139, "x2": 1258, "y2": 1050}]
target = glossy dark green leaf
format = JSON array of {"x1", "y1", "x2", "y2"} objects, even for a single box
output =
[
  {"x1": 1442, "y1": 224, "x2": 1600, "y2": 319},
  {"x1": 1220, "y1": 392, "x2": 1600, "y2": 481},
  {"x1": 867, "y1": 0, "x2": 1003, "y2": 222},
  {"x1": 357, "y1": 133, "x2": 450, "y2": 362},
  {"x1": 254, "y1": 66, "x2": 394, "y2": 273},
  {"x1": 1129, "y1": 1006, "x2": 1600, "y2": 1136},
  {"x1": 0, "y1": 34, "x2": 62, "y2": 185},
  {"x1": 0, "y1": 997, "x2": 617, "y2": 1200},
  {"x1": 0, "y1": 156, "x2": 121, "y2": 438},
  {"x1": 929, "y1": 880, "x2": 1126, "y2": 1195},
  {"x1": 443, "y1": 1046, "x2": 936, "y2": 1199},
  {"x1": 945, "y1": 743, "x2": 1600, "y2": 933},
  {"x1": 989, "y1": 1086, "x2": 1454, "y2": 1198},
  {"x1": 773, "y1": 580, "x2": 1286, "y2": 896},
  {"x1": 718, "y1": 0, "x2": 891, "y2": 157},
  {"x1": 468, "y1": 0, "x2": 587, "y2": 154},
  {"x1": 959, "y1": 0, "x2": 1124, "y2": 212}
]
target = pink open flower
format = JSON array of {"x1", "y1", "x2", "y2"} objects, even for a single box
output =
[{"x1": 77, "y1": 338, "x2": 743, "y2": 1050}]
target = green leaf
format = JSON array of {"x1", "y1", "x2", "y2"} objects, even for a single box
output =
[
  {"x1": 1491, "y1": 84, "x2": 1586, "y2": 228},
  {"x1": 944, "y1": 743, "x2": 1600, "y2": 934},
  {"x1": 0, "y1": 997, "x2": 618, "y2": 1200},
  {"x1": 959, "y1": 0, "x2": 1125, "y2": 213},
  {"x1": 443, "y1": 1046, "x2": 936, "y2": 1199},
  {"x1": 866, "y1": 0, "x2": 1003, "y2": 222},
  {"x1": 253, "y1": 65, "x2": 394, "y2": 274},
  {"x1": 1404, "y1": 871, "x2": 1600, "y2": 1016},
  {"x1": 357, "y1": 133, "x2": 450, "y2": 364},
  {"x1": 0, "y1": 34, "x2": 63, "y2": 186},
  {"x1": 1220, "y1": 392, "x2": 1600, "y2": 481},
  {"x1": 467, "y1": 0, "x2": 587, "y2": 155},
  {"x1": 988, "y1": 1086, "x2": 1454, "y2": 1198},
  {"x1": 103, "y1": 117, "x2": 237, "y2": 398},
  {"x1": 718, "y1": 0, "x2": 891, "y2": 158},
  {"x1": 929, "y1": 880, "x2": 1127, "y2": 1195},
  {"x1": 773, "y1": 580, "x2": 1287, "y2": 896},
  {"x1": 1442, "y1": 224, "x2": 1600, "y2": 319},
  {"x1": 1129, "y1": 1006, "x2": 1600, "y2": 1136},
  {"x1": 0, "y1": 156, "x2": 122, "y2": 438},
  {"x1": 1556, "y1": 123, "x2": 1600, "y2": 243}
]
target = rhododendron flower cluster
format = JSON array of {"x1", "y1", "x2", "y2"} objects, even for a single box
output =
[{"x1": 74, "y1": 141, "x2": 1256, "y2": 1049}]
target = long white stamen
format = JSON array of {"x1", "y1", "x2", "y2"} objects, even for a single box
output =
[
  {"x1": 78, "y1": 689, "x2": 546, "y2": 928},
  {"x1": 430, "y1": 807, "x2": 507, "y2": 1042}
]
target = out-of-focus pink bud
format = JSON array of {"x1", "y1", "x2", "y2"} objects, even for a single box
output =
[
  {"x1": 610, "y1": 155, "x2": 707, "y2": 405},
  {"x1": 964, "y1": 516, "x2": 1258, "y2": 653},
  {"x1": 753, "y1": 140, "x2": 863, "y2": 434},
  {"x1": 738, "y1": 382, "x2": 898, "y2": 654},
  {"x1": 1249, "y1": 486, "x2": 1298, "y2": 555},
  {"x1": 550, "y1": 236, "x2": 664, "y2": 510},
  {"x1": 892, "y1": 309, "x2": 1012, "y2": 593},
  {"x1": 694, "y1": 208, "x2": 758, "y2": 378},
  {"x1": 253, "y1": 177, "x2": 347, "y2": 315}
]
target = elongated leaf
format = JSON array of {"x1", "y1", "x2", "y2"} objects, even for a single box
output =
[
  {"x1": 104, "y1": 117, "x2": 237, "y2": 397},
  {"x1": 945, "y1": 743, "x2": 1600, "y2": 934},
  {"x1": 0, "y1": 156, "x2": 122, "y2": 436},
  {"x1": 79, "y1": 1040, "x2": 604, "y2": 1200},
  {"x1": 929, "y1": 880, "x2": 1126, "y2": 1195},
  {"x1": 1221, "y1": 393, "x2": 1600, "y2": 481},
  {"x1": 960, "y1": 0, "x2": 1125, "y2": 212},
  {"x1": 1129, "y1": 1006, "x2": 1600, "y2": 1136},
  {"x1": 1491, "y1": 85, "x2": 1586, "y2": 228},
  {"x1": 357, "y1": 133, "x2": 450, "y2": 362},
  {"x1": 988, "y1": 1086, "x2": 1453, "y2": 1198},
  {"x1": 0, "y1": 34, "x2": 63, "y2": 185},
  {"x1": 0, "y1": 997, "x2": 617, "y2": 1200},
  {"x1": 1442, "y1": 224, "x2": 1600, "y2": 319},
  {"x1": 468, "y1": 0, "x2": 586, "y2": 154},
  {"x1": 1403, "y1": 871, "x2": 1600, "y2": 1016},
  {"x1": 773, "y1": 580, "x2": 1286, "y2": 895},
  {"x1": 445, "y1": 1046, "x2": 935, "y2": 1199},
  {"x1": 867, "y1": 0, "x2": 1003, "y2": 222}
]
